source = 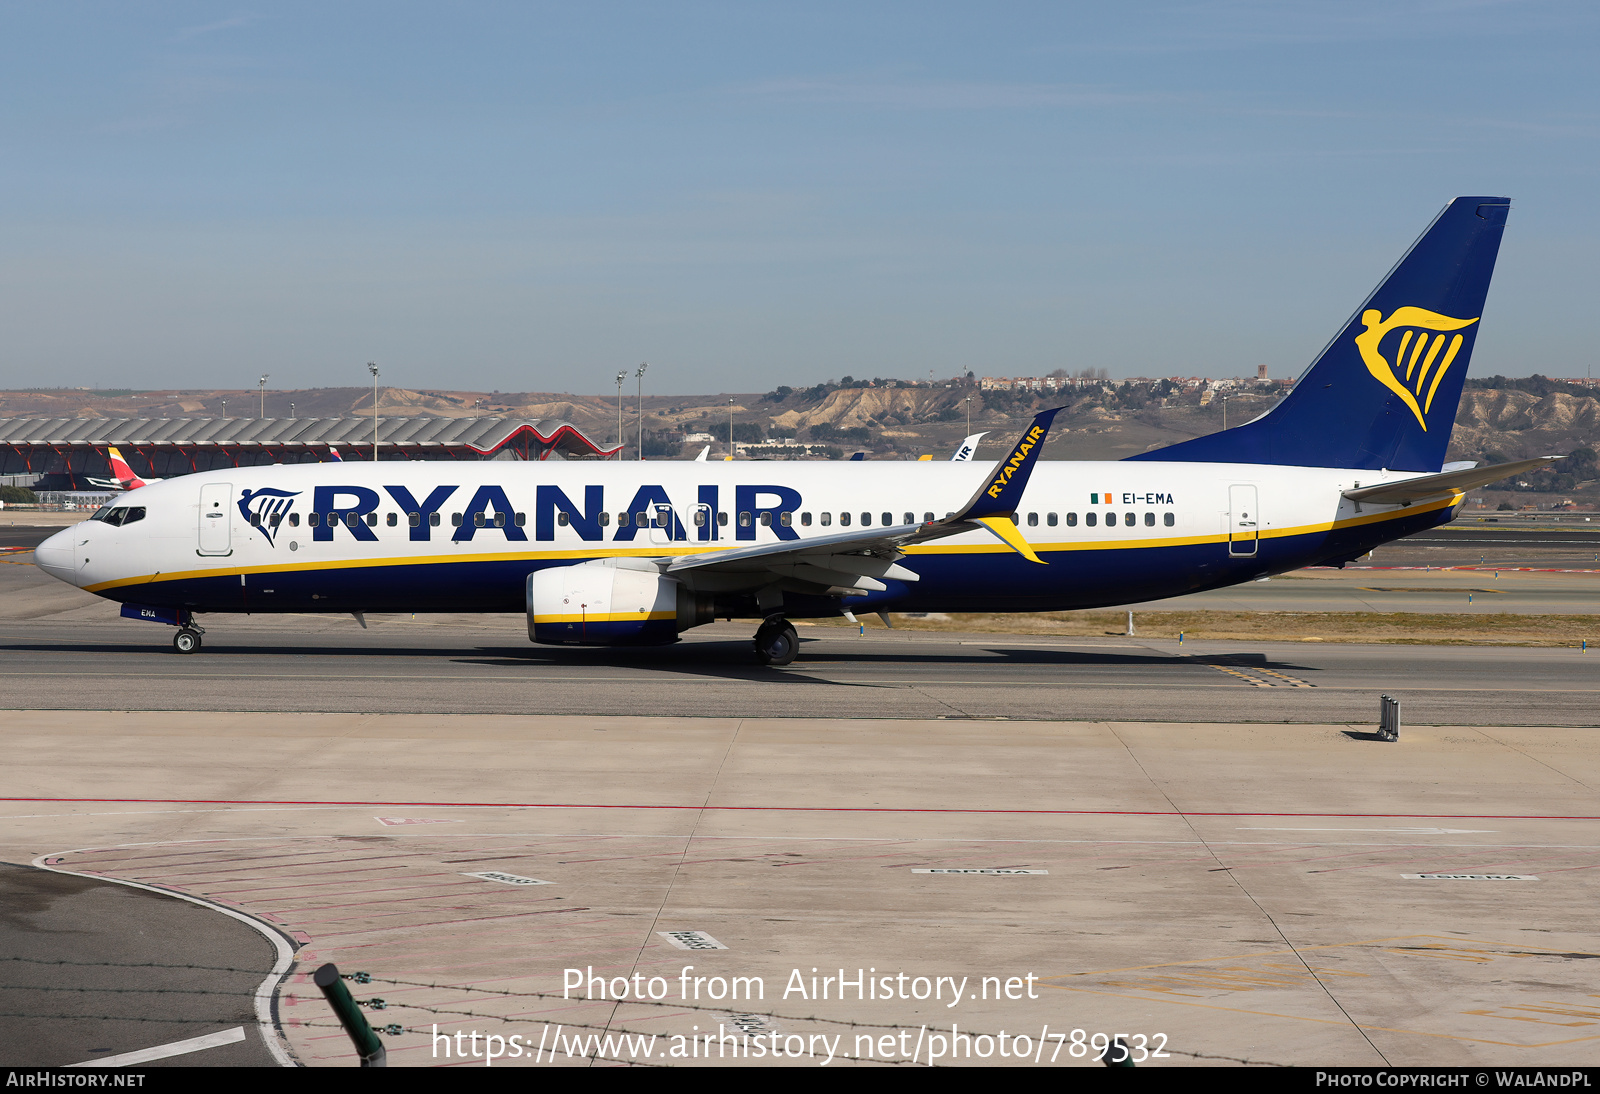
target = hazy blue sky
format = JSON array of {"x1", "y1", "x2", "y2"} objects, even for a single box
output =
[{"x1": 1, "y1": 2, "x2": 1596, "y2": 394}]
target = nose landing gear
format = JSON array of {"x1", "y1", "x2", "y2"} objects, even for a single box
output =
[{"x1": 753, "y1": 617, "x2": 799, "y2": 667}]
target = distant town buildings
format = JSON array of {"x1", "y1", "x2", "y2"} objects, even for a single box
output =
[{"x1": 978, "y1": 374, "x2": 1290, "y2": 394}]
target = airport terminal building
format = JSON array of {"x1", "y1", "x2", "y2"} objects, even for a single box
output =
[{"x1": 0, "y1": 416, "x2": 621, "y2": 491}]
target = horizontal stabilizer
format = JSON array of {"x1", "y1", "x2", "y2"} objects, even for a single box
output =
[{"x1": 1342, "y1": 455, "x2": 1562, "y2": 506}]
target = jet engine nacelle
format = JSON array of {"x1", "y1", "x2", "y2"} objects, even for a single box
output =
[{"x1": 527, "y1": 560, "x2": 714, "y2": 646}]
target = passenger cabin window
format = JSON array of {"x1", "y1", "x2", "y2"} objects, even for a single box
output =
[
  {"x1": 882, "y1": 512, "x2": 892, "y2": 526},
  {"x1": 1163, "y1": 512, "x2": 1175, "y2": 527},
  {"x1": 408, "y1": 512, "x2": 420, "y2": 527},
  {"x1": 617, "y1": 512, "x2": 630, "y2": 527},
  {"x1": 821, "y1": 512, "x2": 832, "y2": 526},
  {"x1": 451, "y1": 513, "x2": 462, "y2": 526},
  {"x1": 1026, "y1": 512, "x2": 1038, "y2": 527},
  {"x1": 1124, "y1": 512, "x2": 1135, "y2": 526},
  {"x1": 860, "y1": 512, "x2": 871, "y2": 527},
  {"x1": 473, "y1": 512, "x2": 485, "y2": 528},
  {"x1": 839, "y1": 512, "x2": 852, "y2": 527},
  {"x1": 558, "y1": 512, "x2": 570, "y2": 526},
  {"x1": 718, "y1": 511, "x2": 728, "y2": 526},
  {"x1": 903, "y1": 512, "x2": 913, "y2": 525},
  {"x1": 739, "y1": 511, "x2": 752, "y2": 527},
  {"x1": 429, "y1": 513, "x2": 440, "y2": 527},
  {"x1": 290, "y1": 513, "x2": 300, "y2": 527},
  {"x1": 367, "y1": 512, "x2": 379, "y2": 527},
  {"x1": 1144, "y1": 512, "x2": 1155, "y2": 527},
  {"x1": 693, "y1": 509, "x2": 707, "y2": 527},
  {"x1": 515, "y1": 512, "x2": 525, "y2": 527},
  {"x1": 1047, "y1": 513, "x2": 1057, "y2": 527},
  {"x1": 923, "y1": 512, "x2": 934, "y2": 523},
  {"x1": 308, "y1": 512, "x2": 321, "y2": 528},
  {"x1": 760, "y1": 512, "x2": 771, "y2": 527},
  {"x1": 780, "y1": 512, "x2": 792, "y2": 527},
  {"x1": 599, "y1": 512, "x2": 610, "y2": 527},
  {"x1": 1065, "y1": 512, "x2": 1077, "y2": 527},
  {"x1": 1085, "y1": 512, "x2": 1097, "y2": 527},
  {"x1": 387, "y1": 512, "x2": 397, "y2": 527},
  {"x1": 635, "y1": 511, "x2": 648, "y2": 527},
  {"x1": 801, "y1": 512, "x2": 812, "y2": 526},
  {"x1": 346, "y1": 513, "x2": 361, "y2": 529}
]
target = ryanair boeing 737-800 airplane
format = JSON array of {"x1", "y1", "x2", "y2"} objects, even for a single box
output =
[{"x1": 34, "y1": 197, "x2": 1558, "y2": 664}]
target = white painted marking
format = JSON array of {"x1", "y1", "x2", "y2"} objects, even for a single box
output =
[
  {"x1": 1402, "y1": 873, "x2": 1539, "y2": 881},
  {"x1": 659, "y1": 930, "x2": 727, "y2": 950},
  {"x1": 958, "y1": 641, "x2": 1145, "y2": 649},
  {"x1": 1239, "y1": 827, "x2": 1495, "y2": 835},
  {"x1": 912, "y1": 868, "x2": 1049, "y2": 874},
  {"x1": 376, "y1": 816, "x2": 461, "y2": 826},
  {"x1": 34, "y1": 852, "x2": 296, "y2": 1068},
  {"x1": 69, "y1": 1026, "x2": 245, "y2": 1067},
  {"x1": 463, "y1": 871, "x2": 550, "y2": 886}
]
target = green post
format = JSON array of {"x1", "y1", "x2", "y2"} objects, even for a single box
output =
[{"x1": 313, "y1": 962, "x2": 387, "y2": 1067}]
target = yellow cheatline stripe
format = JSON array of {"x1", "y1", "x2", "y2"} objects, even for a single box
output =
[
  {"x1": 975, "y1": 516, "x2": 1044, "y2": 565},
  {"x1": 84, "y1": 493, "x2": 1461, "y2": 593},
  {"x1": 82, "y1": 542, "x2": 717, "y2": 593},
  {"x1": 532, "y1": 611, "x2": 675, "y2": 623}
]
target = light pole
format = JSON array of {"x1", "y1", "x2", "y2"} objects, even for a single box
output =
[
  {"x1": 368, "y1": 362, "x2": 380, "y2": 463},
  {"x1": 290, "y1": 402, "x2": 296, "y2": 420},
  {"x1": 221, "y1": 399, "x2": 227, "y2": 419},
  {"x1": 258, "y1": 374, "x2": 269, "y2": 418},
  {"x1": 727, "y1": 398, "x2": 734, "y2": 459},
  {"x1": 964, "y1": 394, "x2": 973, "y2": 435},
  {"x1": 635, "y1": 362, "x2": 648, "y2": 461},
  {"x1": 615, "y1": 370, "x2": 627, "y2": 460}
]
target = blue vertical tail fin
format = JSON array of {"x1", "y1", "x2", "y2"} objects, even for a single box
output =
[{"x1": 1129, "y1": 196, "x2": 1510, "y2": 472}]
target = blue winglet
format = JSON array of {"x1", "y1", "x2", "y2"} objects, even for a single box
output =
[{"x1": 954, "y1": 406, "x2": 1065, "y2": 520}]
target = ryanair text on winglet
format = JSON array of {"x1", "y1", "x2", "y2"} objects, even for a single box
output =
[{"x1": 985, "y1": 426, "x2": 1046, "y2": 499}]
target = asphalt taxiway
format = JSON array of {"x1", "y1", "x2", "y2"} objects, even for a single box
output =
[{"x1": 2, "y1": 617, "x2": 1597, "y2": 725}]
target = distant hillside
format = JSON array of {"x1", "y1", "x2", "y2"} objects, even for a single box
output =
[{"x1": 3, "y1": 377, "x2": 1594, "y2": 502}]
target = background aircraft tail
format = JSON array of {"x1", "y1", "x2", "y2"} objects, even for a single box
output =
[
  {"x1": 1129, "y1": 196, "x2": 1510, "y2": 472},
  {"x1": 106, "y1": 447, "x2": 147, "y2": 489}
]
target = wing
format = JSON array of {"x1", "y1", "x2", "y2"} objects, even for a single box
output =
[{"x1": 662, "y1": 407, "x2": 1065, "y2": 596}]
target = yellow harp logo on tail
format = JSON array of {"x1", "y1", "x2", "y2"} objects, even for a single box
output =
[{"x1": 1354, "y1": 307, "x2": 1479, "y2": 431}]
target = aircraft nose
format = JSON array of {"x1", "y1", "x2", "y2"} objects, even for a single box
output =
[{"x1": 33, "y1": 527, "x2": 78, "y2": 584}]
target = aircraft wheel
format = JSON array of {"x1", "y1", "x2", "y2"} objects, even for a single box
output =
[
  {"x1": 172, "y1": 628, "x2": 202, "y2": 654},
  {"x1": 753, "y1": 619, "x2": 798, "y2": 667}
]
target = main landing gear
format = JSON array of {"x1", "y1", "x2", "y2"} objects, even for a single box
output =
[
  {"x1": 753, "y1": 616, "x2": 799, "y2": 667},
  {"x1": 172, "y1": 626, "x2": 204, "y2": 654}
]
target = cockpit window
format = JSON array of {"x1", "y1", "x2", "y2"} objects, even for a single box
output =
[{"x1": 98, "y1": 506, "x2": 145, "y2": 527}]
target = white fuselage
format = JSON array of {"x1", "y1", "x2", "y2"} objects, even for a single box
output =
[{"x1": 34, "y1": 458, "x2": 1453, "y2": 619}]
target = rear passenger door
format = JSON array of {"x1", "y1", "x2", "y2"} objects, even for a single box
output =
[{"x1": 1227, "y1": 484, "x2": 1258, "y2": 557}]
